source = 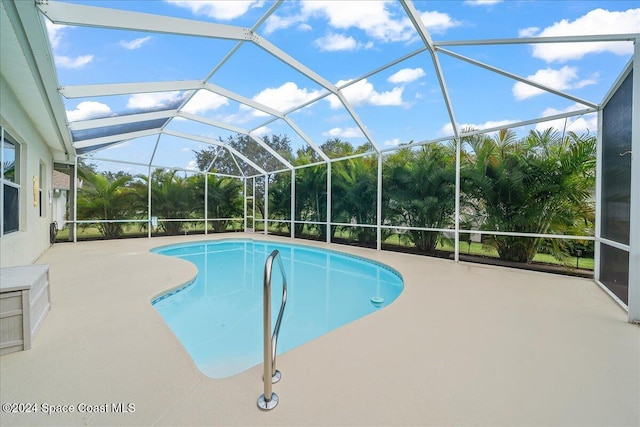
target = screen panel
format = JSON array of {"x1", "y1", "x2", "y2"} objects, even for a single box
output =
[
  {"x1": 601, "y1": 71, "x2": 632, "y2": 245},
  {"x1": 600, "y1": 244, "x2": 629, "y2": 305}
]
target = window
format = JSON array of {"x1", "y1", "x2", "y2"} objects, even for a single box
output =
[{"x1": 1, "y1": 129, "x2": 20, "y2": 235}]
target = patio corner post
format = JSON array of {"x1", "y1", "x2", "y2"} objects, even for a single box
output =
[
  {"x1": 290, "y1": 168, "x2": 295, "y2": 239},
  {"x1": 377, "y1": 153, "x2": 382, "y2": 251},
  {"x1": 264, "y1": 173, "x2": 268, "y2": 235},
  {"x1": 243, "y1": 177, "x2": 247, "y2": 232},
  {"x1": 454, "y1": 135, "x2": 461, "y2": 262},
  {"x1": 594, "y1": 101, "x2": 603, "y2": 288},
  {"x1": 326, "y1": 161, "x2": 331, "y2": 244},
  {"x1": 627, "y1": 37, "x2": 640, "y2": 323},
  {"x1": 72, "y1": 156, "x2": 78, "y2": 243},
  {"x1": 204, "y1": 171, "x2": 208, "y2": 235},
  {"x1": 147, "y1": 165, "x2": 152, "y2": 238}
]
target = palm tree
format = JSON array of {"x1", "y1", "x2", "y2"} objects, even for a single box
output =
[
  {"x1": 77, "y1": 168, "x2": 136, "y2": 239},
  {"x1": 2, "y1": 161, "x2": 15, "y2": 181},
  {"x1": 145, "y1": 169, "x2": 196, "y2": 235},
  {"x1": 384, "y1": 144, "x2": 457, "y2": 253},
  {"x1": 268, "y1": 172, "x2": 292, "y2": 234},
  {"x1": 461, "y1": 128, "x2": 595, "y2": 263},
  {"x1": 293, "y1": 153, "x2": 327, "y2": 238},
  {"x1": 205, "y1": 174, "x2": 243, "y2": 232},
  {"x1": 331, "y1": 155, "x2": 378, "y2": 245}
]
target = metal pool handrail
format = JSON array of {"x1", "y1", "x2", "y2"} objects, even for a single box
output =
[{"x1": 257, "y1": 249, "x2": 287, "y2": 411}]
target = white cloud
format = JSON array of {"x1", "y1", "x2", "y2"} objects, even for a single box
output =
[
  {"x1": 251, "y1": 126, "x2": 272, "y2": 137},
  {"x1": 119, "y1": 36, "x2": 152, "y2": 50},
  {"x1": 66, "y1": 101, "x2": 114, "y2": 122},
  {"x1": 264, "y1": 12, "x2": 307, "y2": 34},
  {"x1": 388, "y1": 68, "x2": 425, "y2": 84},
  {"x1": 518, "y1": 26, "x2": 539, "y2": 38},
  {"x1": 419, "y1": 11, "x2": 461, "y2": 35},
  {"x1": 536, "y1": 104, "x2": 597, "y2": 134},
  {"x1": 185, "y1": 160, "x2": 199, "y2": 171},
  {"x1": 512, "y1": 66, "x2": 596, "y2": 100},
  {"x1": 268, "y1": 1, "x2": 459, "y2": 43},
  {"x1": 383, "y1": 138, "x2": 402, "y2": 147},
  {"x1": 524, "y1": 8, "x2": 639, "y2": 62},
  {"x1": 165, "y1": 0, "x2": 265, "y2": 20},
  {"x1": 251, "y1": 82, "x2": 324, "y2": 115},
  {"x1": 329, "y1": 79, "x2": 404, "y2": 109},
  {"x1": 182, "y1": 90, "x2": 229, "y2": 115},
  {"x1": 45, "y1": 20, "x2": 94, "y2": 69},
  {"x1": 440, "y1": 119, "x2": 518, "y2": 135},
  {"x1": 55, "y1": 55, "x2": 95, "y2": 69},
  {"x1": 464, "y1": 0, "x2": 502, "y2": 6},
  {"x1": 301, "y1": 1, "x2": 413, "y2": 43},
  {"x1": 323, "y1": 127, "x2": 364, "y2": 138},
  {"x1": 45, "y1": 21, "x2": 66, "y2": 49},
  {"x1": 127, "y1": 91, "x2": 187, "y2": 110},
  {"x1": 315, "y1": 33, "x2": 359, "y2": 52},
  {"x1": 215, "y1": 110, "x2": 255, "y2": 126}
]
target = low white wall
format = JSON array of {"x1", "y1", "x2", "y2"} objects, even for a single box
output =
[{"x1": 1, "y1": 76, "x2": 54, "y2": 268}]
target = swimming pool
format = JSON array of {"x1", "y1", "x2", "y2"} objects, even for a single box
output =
[{"x1": 151, "y1": 239, "x2": 404, "y2": 378}]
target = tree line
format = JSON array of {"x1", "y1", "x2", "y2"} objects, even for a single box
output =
[{"x1": 75, "y1": 128, "x2": 595, "y2": 264}]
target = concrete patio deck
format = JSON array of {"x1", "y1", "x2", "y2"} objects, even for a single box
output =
[{"x1": 0, "y1": 233, "x2": 638, "y2": 426}]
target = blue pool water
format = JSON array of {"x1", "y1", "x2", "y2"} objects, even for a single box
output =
[{"x1": 151, "y1": 239, "x2": 404, "y2": 378}]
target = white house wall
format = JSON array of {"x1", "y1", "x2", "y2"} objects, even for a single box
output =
[{"x1": 1, "y1": 75, "x2": 54, "y2": 268}]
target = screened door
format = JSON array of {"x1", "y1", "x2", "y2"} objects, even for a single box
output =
[{"x1": 599, "y1": 70, "x2": 633, "y2": 305}]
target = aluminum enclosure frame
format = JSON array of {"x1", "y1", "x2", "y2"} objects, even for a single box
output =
[{"x1": 2, "y1": 0, "x2": 638, "y2": 321}]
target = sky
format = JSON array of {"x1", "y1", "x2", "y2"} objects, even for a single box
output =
[{"x1": 43, "y1": 0, "x2": 639, "y2": 174}]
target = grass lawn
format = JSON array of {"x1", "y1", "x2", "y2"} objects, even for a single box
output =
[
  {"x1": 55, "y1": 220, "x2": 243, "y2": 240},
  {"x1": 382, "y1": 233, "x2": 594, "y2": 270},
  {"x1": 262, "y1": 225, "x2": 594, "y2": 270}
]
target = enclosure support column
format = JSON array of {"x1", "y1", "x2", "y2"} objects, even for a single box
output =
[
  {"x1": 628, "y1": 38, "x2": 640, "y2": 323},
  {"x1": 326, "y1": 162, "x2": 331, "y2": 244},
  {"x1": 243, "y1": 178, "x2": 247, "y2": 232},
  {"x1": 594, "y1": 107, "x2": 604, "y2": 283},
  {"x1": 204, "y1": 172, "x2": 208, "y2": 235},
  {"x1": 264, "y1": 174, "x2": 268, "y2": 235},
  {"x1": 377, "y1": 154, "x2": 382, "y2": 251},
  {"x1": 148, "y1": 135, "x2": 161, "y2": 238},
  {"x1": 67, "y1": 162, "x2": 76, "y2": 242},
  {"x1": 454, "y1": 136, "x2": 461, "y2": 262},
  {"x1": 72, "y1": 157, "x2": 78, "y2": 243},
  {"x1": 147, "y1": 166, "x2": 152, "y2": 238},
  {"x1": 290, "y1": 169, "x2": 295, "y2": 239}
]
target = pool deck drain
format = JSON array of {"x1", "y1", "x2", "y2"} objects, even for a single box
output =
[{"x1": 0, "y1": 233, "x2": 638, "y2": 426}]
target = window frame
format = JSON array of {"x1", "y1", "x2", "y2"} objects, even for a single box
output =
[{"x1": 1, "y1": 128, "x2": 21, "y2": 236}]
